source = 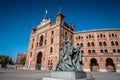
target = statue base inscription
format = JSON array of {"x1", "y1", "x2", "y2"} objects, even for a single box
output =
[{"x1": 42, "y1": 71, "x2": 87, "y2": 80}]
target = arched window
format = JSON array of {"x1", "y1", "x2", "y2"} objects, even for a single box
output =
[
  {"x1": 76, "y1": 37, "x2": 78, "y2": 40},
  {"x1": 103, "y1": 41, "x2": 107, "y2": 46},
  {"x1": 92, "y1": 50, "x2": 95, "y2": 53},
  {"x1": 50, "y1": 47, "x2": 53, "y2": 53},
  {"x1": 86, "y1": 36, "x2": 88, "y2": 39},
  {"x1": 117, "y1": 49, "x2": 120, "y2": 53},
  {"x1": 77, "y1": 43, "x2": 79, "y2": 45},
  {"x1": 98, "y1": 35, "x2": 99, "y2": 38},
  {"x1": 99, "y1": 41, "x2": 102, "y2": 46},
  {"x1": 105, "y1": 49, "x2": 108, "y2": 53},
  {"x1": 30, "y1": 52, "x2": 32, "y2": 58},
  {"x1": 81, "y1": 43, "x2": 83, "y2": 47},
  {"x1": 79, "y1": 36, "x2": 80, "y2": 39},
  {"x1": 89, "y1": 35, "x2": 91, "y2": 38},
  {"x1": 88, "y1": 50, "x2": 91, "y2": 54},
  {"x1": 111, "y1": 41, "x2": 114, "y2": 46},
  {"x1": 100, "y1": 49, "x2": 103, "y2": 53},
  {"x1": 109, "y1": 34, "x2": 111, "y2": 37},
  {"x1": 115, "y1": 34, "x2": 117, "y2": 37},
  {"x1": 100, "y1": 34, "x2": 102, "y2": 37},
  {"x1": 92, "y1": 35, "x2": 94, "y2": 38},
  {"x1": 40, "y1": 35, "x2": 44, "y2": 46},
  {"x1": 81, "y1": 50, "x2": 84, "y2": 53},
  {"x1": 113, "y1": 49, "x2": 116, "y2": 53},
  {"x1": 112, "y1": 33, "x2": 114, "y2": 37},
  {"x1": 87, "y1": 42, "x2": 90, "y2": 47},
  {"x1": 103, "y1": 35, "x2": 105, "y2": 37},
  {"x1": 45, "y1": 40, "x2": 47, "y2": 45},
  {"x1": 31, "y1": 44, "x2": 33, "y2": 49},
  {"x1": 91, "y1": 42, "x2": 94, "y2": 46},
  {"x1": 51, "y1": 31, "x2": 54, "y2": 35},
  {"x1": 81, "y1": 36, "x2": 83, "y2": 39},
  {"x1": 51, "y1": 38, "x2": 53, "y2": 44},
  {"x1": 115, "y1": 41, "x2": 119, "y2": 46},
  {"x1": 36, "y1": 42, "x2": 38, "y2": 47},
  {"x1": 65, "y1": 32, "x2": 67, "y2": 35},
  {"x1": 32, "y1": 38, "x2": 34, "y2": 42}
]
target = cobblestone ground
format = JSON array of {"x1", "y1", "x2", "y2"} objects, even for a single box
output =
[{"x1": 0, "y1": 69, "x2": 120, "y2": 80}]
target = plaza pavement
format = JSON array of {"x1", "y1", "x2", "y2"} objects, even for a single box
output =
[{"x1": 0, "y1": 69, "x2": 120, "y2": 80}]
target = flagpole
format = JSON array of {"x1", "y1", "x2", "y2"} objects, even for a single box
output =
[{"x1": 45, "y1": 9, "x2": 48, "y2": 18}]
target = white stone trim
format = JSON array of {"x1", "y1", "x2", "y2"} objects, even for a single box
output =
[
  {"x1": 83, "y1": 68, "x2": 90, "y2": 72},
  {"x1": 99, "y1": 69, "x2": 107, "y2": 72},
  {"x1": 116, "y1": 70, "x2": 120, "y2": 73}
]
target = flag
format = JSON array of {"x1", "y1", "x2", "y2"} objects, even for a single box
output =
[{"x1": 45, "y1": 9, "x2": 48, "y2": 14}]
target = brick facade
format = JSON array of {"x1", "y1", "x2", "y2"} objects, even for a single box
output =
[
  {"x1": 25, "y1": 12, "x2": 120, "y2": 72},
  {"x1": 16, "y1": 53, "x2": 26, "y2": 64}
]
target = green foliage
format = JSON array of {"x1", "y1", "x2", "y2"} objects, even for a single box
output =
[
  {"x1": 0, "y1": 55, "x2": 14, "y2": 65},
  {"x1": 0, "y1": 55, "x2": 9, "y2": 64},
  {"x1": 20, "y1": 57, "x2": 26, "y2": 65}
]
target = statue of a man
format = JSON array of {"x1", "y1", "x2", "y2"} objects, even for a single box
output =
[{"x1": 55, "y1": 39, "x2": 83, "y2": 71}]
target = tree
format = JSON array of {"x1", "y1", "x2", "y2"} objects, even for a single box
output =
[
  {"x1": 0, "y1": 55, "x2": 9, "y2": 68},
  {"x1": 20, "y1": 57, "x2": 26, "y2": 65}
]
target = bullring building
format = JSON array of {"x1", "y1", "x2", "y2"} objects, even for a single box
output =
[{"x1": 25, "y1": 11, "x2": 120, "y2": 72}]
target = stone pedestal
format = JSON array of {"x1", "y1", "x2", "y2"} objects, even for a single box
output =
[{"x1": 43, "y1": 71, "x2": 87, "y2": 80}]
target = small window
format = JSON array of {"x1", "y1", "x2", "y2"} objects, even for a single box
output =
[
  {"x1": 111, "y1": 41, "x2": 114, "y2": 46},
  {"x1": 51, "y1": 31, "x2": 54, "y2": 35},
  {"x1": 89, "y1": 35, "x2": 91, "y2": 38},
  {"x1": 109, "y1": 34, "x2": 111, "y2": 37},
  {"x1": 79, "y1": 36, "x2": 80, "y2": 39},
  {"x1": 87, "y1": 42, "x2": 90, "y2": 47},
  {"x1": 100, "y1": 49, "x2": 103, "y2": 53},
  {"x1": 93, "y1": 50, "x2": 95, "y2": 53},
  {"x1": 50, "y1": 47, "x2": 53, "y2": 53},
  {"x1": 81, "y1": 37, "x2": 83, "y2": 39},
  {"x1": 115, "y1": 41, "x2": 119, "y2": 46},
  {"x1": 112, "y1": 33, "x2": 114, "y2": 37},
  {"x1": 76, "y1": 37, "x2": 78, "y2": 40},
  {"x1": 31, "y1": 44, "x2": 33, "y2": 49},
  {"x1": 113, "y1": 49, "x2": 116, "y2": 53},
  {"x1": 98, "y1": 35, "x2": 99, "y2": 38},
  {"x1": 103, "y1": 41, "x2": 107, "y2": 46},
  {"x1": 81, "y1": 50, "x2": 84, "y2": 53},
  {"x1": 103, "y1": 35, "x2": 105, "y2": 37},
  {"x1": 100, "y1": 34, "x2": 102, "y2": 37},
  {"x1": 117, "y1": 49, "x2": 120, "y2": 53},
  {"x1": 99, "y1": 42, "x2": 102, "y2": 46},
  {"x1": 115, "y1": 34, "x2": 117, "y2": 37},
  {"x1": 51, "y1": 38, "x2": 53, "y2": 44},
  {"x1": 81, "y1": 43, "x2": 83, "y2": 47},
  {"x1": 91, "y1": 42, "x2": 94, "y2": 46},
  {"x1": 92, "y1": 35, "x2": 94, "y2": 38},
  {"x1": 30, "y1": 52, "x2": 32, "y2": 58},
  {"x1": 86, "y1": 36, "x2": 88, "y2": 39},
  {"x1": 88, "y1": 50, "x2": 91, "y2": 53},
  {"x1": 105, "y1": 49, "x2": 108, "y2": 53},
  {"x1": 65, "y1": 32, "x2": 67, "y2": 35},
  {"x1": 45, "y1": 40, "x2": 47, "y2": 45},
  {"x1": 77, "y1": 43, "x2": 79, "y2": 45}
]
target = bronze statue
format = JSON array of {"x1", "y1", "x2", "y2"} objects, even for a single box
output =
[{"x1": 55, "y1": 39, "x2": 83, "y2": 71}]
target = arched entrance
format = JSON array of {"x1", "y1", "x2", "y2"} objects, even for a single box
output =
[
  {"x1": 90, "y1": 58, "x2": 99, "y2": 72},
  {"x1": 36, "y1": 52, "x2": 42, "y2": 70},
  {"x1": 106, "y1": 58, "x2": 116, "y2": 72}
]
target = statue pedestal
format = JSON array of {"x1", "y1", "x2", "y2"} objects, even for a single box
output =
[{"x1": 42, "y1": 71, "x2": 87, "y2": 80}]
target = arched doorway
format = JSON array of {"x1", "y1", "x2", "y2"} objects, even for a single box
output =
[
  {"x1": 90, "y1": 58, "x2": 99, "y2": 72},
  {"x1": 106, "y1": 58, "x2": 116, "y2": 72},
  {"x1": 36, "y1": 52, "x2": 42, "y2": 70}
]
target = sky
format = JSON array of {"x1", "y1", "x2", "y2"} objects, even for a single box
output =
[{"x1": 0, "y1": 0, "x2": 120, "y2": 59}]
